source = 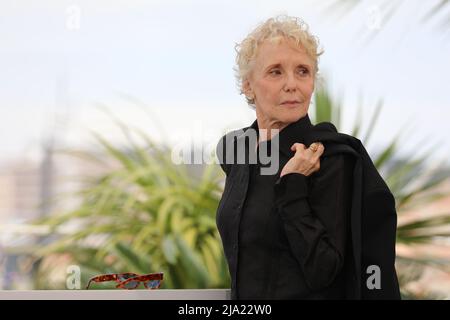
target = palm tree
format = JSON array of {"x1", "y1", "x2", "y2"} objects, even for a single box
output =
[{"x1": 31, "y1": 114, "x2": 230, "y2": 290}]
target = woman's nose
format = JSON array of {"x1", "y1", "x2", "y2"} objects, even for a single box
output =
[{"x1": 283, "y1": 73, "x2": 297, "y2": 91}]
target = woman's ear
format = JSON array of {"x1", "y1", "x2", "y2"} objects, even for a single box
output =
[{"x1": 242, "y1": 79, "x2": 254, "y2": 100}]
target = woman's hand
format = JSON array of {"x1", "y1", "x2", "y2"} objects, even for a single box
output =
[{"x1": 280, "y1": 142, "x2": 324, "y2": 177}]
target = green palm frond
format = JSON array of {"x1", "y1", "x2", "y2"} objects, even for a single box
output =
[{"x1": 31, "y1": 111, "x2": 229, "y2": 290}]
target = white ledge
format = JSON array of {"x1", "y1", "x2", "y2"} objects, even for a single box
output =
[{"x1": 0, "y1": 289, "x2": 231, "y2": 300}]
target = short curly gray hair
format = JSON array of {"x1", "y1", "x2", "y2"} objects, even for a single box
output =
[{"x1": 234, "y1": 15, "x2": 324, "y2": 107}]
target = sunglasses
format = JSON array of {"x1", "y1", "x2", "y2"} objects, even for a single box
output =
[{"x1": 85, "y1": 272, "x2": 164, "y2": 290}]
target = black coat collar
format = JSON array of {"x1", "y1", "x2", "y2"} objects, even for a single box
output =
[{"x1": 247, "y1": 113, "x2": 314, "y2": 159}]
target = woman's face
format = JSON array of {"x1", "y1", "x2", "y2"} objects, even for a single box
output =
[{"x1": 243, "y1": 38, "x2": 315, "y2": 130}]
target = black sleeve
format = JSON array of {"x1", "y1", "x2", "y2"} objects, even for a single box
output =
[
  {"x1": 273, "y1": 153, "x2": 354, "y2": 291},
  {"x1": 216, "y1": 134, "x2": 231, "y2": 176}
]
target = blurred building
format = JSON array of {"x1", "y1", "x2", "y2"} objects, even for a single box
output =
[
  {"x1": 0, "y1": 160, "x2": 42, "y2": 223},
  {"x1": 0, "y1": 149, "x2": 115, "y2": 289}
]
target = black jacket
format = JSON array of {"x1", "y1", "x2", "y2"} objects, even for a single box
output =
[{"x1": 216, "y1": 114, "x2": 401, "y2": 300}]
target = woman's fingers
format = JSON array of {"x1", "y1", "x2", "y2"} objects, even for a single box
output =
[
  {"x1": 286, "y1": 142, "x2": 324, "y2": 176},
  {"x1": 310, "y1": 142, "x2": 325, "y2": 161},
  {"x1": 291, "y1": 143, "x2": 305, "y2": 152}
]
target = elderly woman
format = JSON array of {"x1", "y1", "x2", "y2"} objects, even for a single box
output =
[{"x1": 215, "y1": 15, "x2": 400, "y2": 300}]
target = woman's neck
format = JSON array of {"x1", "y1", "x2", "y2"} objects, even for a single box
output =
[{"x1": 256, "y1": 120, "x2": 288, "y2": 144}]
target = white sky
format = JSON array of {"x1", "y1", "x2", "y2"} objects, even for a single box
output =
[{"x1": 1, "y1": 0, "x2": 449, "y2": 166}]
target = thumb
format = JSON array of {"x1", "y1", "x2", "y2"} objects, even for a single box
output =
[{"x1": 291, "y1": 143, "x2": 305, "y2": 152}]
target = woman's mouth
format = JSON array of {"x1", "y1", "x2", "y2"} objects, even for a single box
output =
[{"x1": 281, "y1": 100, "x2": 301, "y2": 107}]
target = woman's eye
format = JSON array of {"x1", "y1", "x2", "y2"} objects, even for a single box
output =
[
  {"x1": 269, "y1": 68, "x2": 309, "y2": 76},
  {"x1": 298, "y1": 68, "x2": 309, "y2": 75}
]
